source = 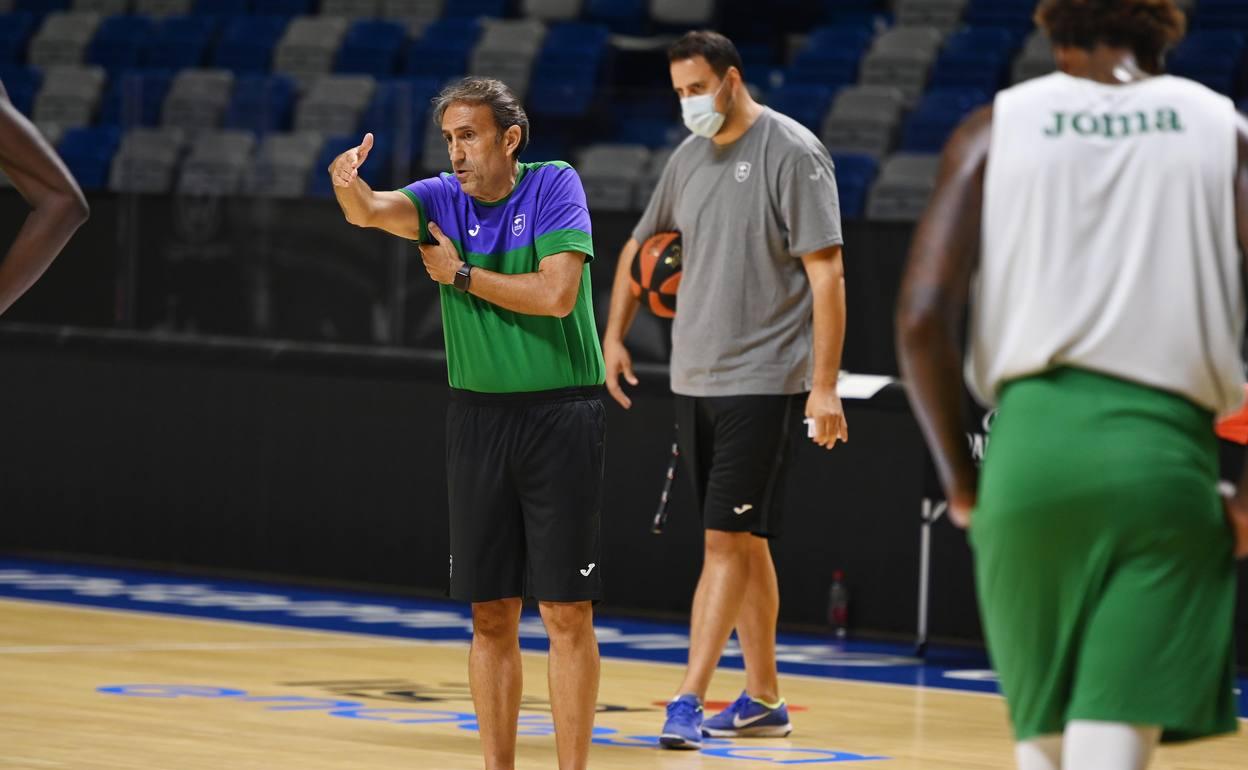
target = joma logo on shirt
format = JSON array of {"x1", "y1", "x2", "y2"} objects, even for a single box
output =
[{"x1": 1043, "y1": 108, "x2": 1184, "y2": 138}]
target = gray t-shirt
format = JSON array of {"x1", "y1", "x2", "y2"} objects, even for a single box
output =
[{"x1": 632, "y1": 107, "x2": 844, "y2": 397}]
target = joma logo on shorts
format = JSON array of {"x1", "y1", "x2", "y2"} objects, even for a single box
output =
[{"x1": 1043, "y1": 108, "x2": 1184, "y2": 139}]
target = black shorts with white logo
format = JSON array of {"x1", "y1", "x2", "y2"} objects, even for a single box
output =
[
  {"x1": 446, "y1": 386, "x2": 605, "y2": 603},
  {"x1": 675, "y1": 393, "x2": 800, "y2": 538}
]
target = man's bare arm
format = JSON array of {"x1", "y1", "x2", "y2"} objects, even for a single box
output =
[
  {"x1": 895, "y1": 106, "x2": 992, "y2": 524},
  {"x1": 329, "y1": 132, "x2": 422, "y2": 240},
  {"x1": 0, "y1": 91, "x2": 89, "y2": 315}
]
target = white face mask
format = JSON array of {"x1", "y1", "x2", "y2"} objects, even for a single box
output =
[{"x1": 680, "y1": 77, "x2": 728, "y2": 138}]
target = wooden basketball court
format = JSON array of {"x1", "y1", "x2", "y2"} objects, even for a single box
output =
[{"x1": 1, "y1": 597, "x2": 1243, "y2": 769}]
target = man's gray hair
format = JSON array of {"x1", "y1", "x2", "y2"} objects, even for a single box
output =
[{"x1": 432, "y1": 77, "x2": 530, "y2": 159}]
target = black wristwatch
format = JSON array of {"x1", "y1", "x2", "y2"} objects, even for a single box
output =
[{"x1": 453, "y1": 262, "x2": 474, "y2": 293}]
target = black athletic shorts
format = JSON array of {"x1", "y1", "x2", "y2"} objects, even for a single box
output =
[
  {"x1": 675, "y1": 393, "x2": 800, "y2": 538},
  {"x1": 446, "y1": 386, "x2": 605, "y2": 603}
]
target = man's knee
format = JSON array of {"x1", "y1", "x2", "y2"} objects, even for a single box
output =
[
  {"x1": 704, "y1": 529, "x2": 754, "y2": 563},
  {"x1": 538, "y1": 600, "x2": 594, "y2": 642},
  {"x1": 472, "y1": 598, "x2": 522, "y2": 641}
]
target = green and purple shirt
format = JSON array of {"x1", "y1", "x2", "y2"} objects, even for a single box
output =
[{"x1": 400, "y1": 161, "x2": 604, "y2": 393}]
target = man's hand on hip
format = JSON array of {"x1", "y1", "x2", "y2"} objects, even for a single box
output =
[
  {"x1": 805, "y1": 384, "x2": 848, "y2": 450},
  {"x1": 420, "y1": 221, "x2": 463, "y2": 285},
  {"x1": 603, "y1": 339, "x2": 638, "y2": 409}
]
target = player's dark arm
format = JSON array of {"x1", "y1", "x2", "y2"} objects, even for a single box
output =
[
  {"x1": 0, "y1": 86, "x2": 89, "y2": 315},
  {"x1": 467, "y1": 249, "x2": 586, "y2": 318},
  {"x1": 1224, "y1": 113, "x2": 1248, "y2": 558},
  {"x1": 895, "y1": 106, "x2": 992, "y2": 517},
  {"x1": 329, "y1": 132, "x2": 422, "y2": 241}
]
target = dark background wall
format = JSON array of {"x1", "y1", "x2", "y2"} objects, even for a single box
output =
[{"x1": 0, "y1": 191, "x2": 1244, "y2": 664}]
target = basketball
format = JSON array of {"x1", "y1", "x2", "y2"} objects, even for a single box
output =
[{"x1": 630, "y1": 231, "x2": 682, "y2": 319}]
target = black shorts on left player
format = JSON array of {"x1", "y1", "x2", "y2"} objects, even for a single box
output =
[{"x1": 446, "y1": 386, "x2": 605, "y2": 603}]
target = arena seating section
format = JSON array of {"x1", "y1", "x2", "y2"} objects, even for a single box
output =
[{"x1": 0, "y1": 0, "x2": 1234, "y2": 223}]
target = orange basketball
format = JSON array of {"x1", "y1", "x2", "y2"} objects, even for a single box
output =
[{"x1": 630, "y1": 231, "x2": 682, "y2": 319}]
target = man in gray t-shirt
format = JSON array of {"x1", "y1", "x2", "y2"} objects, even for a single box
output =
[{"x1": 602, "y1": 30, "x2": 849, "y2": 750}]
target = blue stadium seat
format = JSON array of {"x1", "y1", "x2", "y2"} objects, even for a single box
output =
[
  {"x1": 765, "y1": 83, "x2": 838, "y2": 132},
  {"x1": 899, "y1": 87, "x2": 988, "y2": 153},
  {"x1": 1168, "y1": 31, "x2": 1246, "y2": 96},
  {"x1": 529, "y1": 23, "x2": 609, "y2": 120},
  {"x1": 441, "y1": 0, "x2": 505, "y2": 18},
  {"x1": 830, "y1": 152, "x2": 877, "y2": 220},
  {"x1": 307, "y1": 133, "x2": 391, "y2": 196},
  {"x1": 928, "y1": 28, "x2": 1020, "y2": 93},
  {"x1": 146, "y1": 16, "x2": 218, "y2": 71},
  {"x1": 1191, "y1": 0, "x2": 1248, "y2": 30},
  {"x1": 402, "y1": 18, "x2": 479, "y2": 81},
  {"x1": 335, "y1": 19, "x2": 405, "y2": 77},
  {"x1": 58, "y1": 124, "x2": 122, "y2": 190},
  {"x1": 521, "y1": 134, "x2": 572, "y2": 164},
  {"x1": 88, "y1": 15, "x2": 158, "y2": 76},
  {"x1": 16, "y1": 0, "x2": 71, "y2": 13},
  {"x1": 99, "y1": 69, "x2": 174, "y2": 127},
  {"x1": 360, "y1": 76, "x2": 439, "y2": 161},
  {"x1": 192, "y1": 0, "x2": 248, "y2": 15},
  {"x1": 223, "y1": 73, "x2": 295, "y2": 133},
  {"x1": 963, "y1": 0, "x2": 1034, "y2": 32},
  {"x1": 785, "y1": 26, "x2": 872, "y2": 87},
  {"x1": 260, "y1": 0, "x2": 315, "y2": 16},
  {"x1": 0, "y1": 12, "x2": 37, "y2": 66},
  {"x1": 585, "y1": 0, "x2": 647, "y2": 35},
  {"x1": 818, "y1": 0, "x2": 888, "y2": 26},
  {"x1": 213, "y1": 16, "x2": 289, "y2": 75},
  {"x1": 0, "y1": 66, "x2": 42, "y2": 115}
]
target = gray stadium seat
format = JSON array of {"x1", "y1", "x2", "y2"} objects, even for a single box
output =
[
  {"x1": 134, "y1": 0, "x2": 192, "y2": 14},
  {"x1": 896, "y1": 0, "x2": 967, "y2": 33},
  {"x1": 178, "y1": 130, "x2": 257, "y2": 196},
  {"x1": 1012, "y1": 31, "x2": 1056, "y2": 84},
  {"x1": 294, "y1": 74, "x2": 376, "y2": 136},
  {"x1": 72, "y1": 0, "x2": 130, "y2": 13},
  {"x1": 32, "y1": 65, "x2": 106, "y2": 129},
  {"x1": 469, "y1": 20, "x2": 545, "y2": 100},
  {"x1": 274, "y1": 17, "x2": 349, "y2": 82},
  {"x1": 820, "y1": 85, "x2": 906, "y2": 159},
  {"x1": 28, "y1": 12, "x2": 101, "y2": 68},
  {"x1": 522, "y1": 0, "x2": 582, "y2": 22},
  {"x1": 860, "y1": 26, "x2": 945, "y2": 103},
  {"x1": 381, "y1": 0, "x2": 442, "y2": 27},
  {"x1": 109, "y1": 126, "x2": 187, "y2": 193},
  {"x1": 419, "y1": 118, "x2": 449, "y2": 174},
  {"x1": 162, "y1": 69, "x2": 234, "y2": 134},
  {"x1": 577, "y1": 143, "x2": 650, "y2": 213},
  {"x1": 321, "y1": 0, "x2": 380, "y2": 16},
  {"x1": 634, "y1": 147, "x2": 672, "y2": 211},
  {"x1": 245, "y1": 132, "x2": 325, "y2": 198},
  {"x1": 866, "y1": 152, "x2": 941, "y2": 222},
  {"x1": 650, "y1": 0, "x2": 715, "y2": 26}
]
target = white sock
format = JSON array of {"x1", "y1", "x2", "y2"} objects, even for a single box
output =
[
  {"x1": 1062, "y1": 720, "x2": 1161, "y2": 770},
  {"x1": 1016, "y1": 734, "x2": 1062, "y2": 770}
]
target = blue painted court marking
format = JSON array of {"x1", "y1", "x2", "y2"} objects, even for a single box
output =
[{"x1": 2, "y1": 556, "x2": 1245, "y2": 717}]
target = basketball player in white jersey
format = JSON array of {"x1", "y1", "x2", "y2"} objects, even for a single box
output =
[{"x1": 897, "y1": 1, "x2": 1248, "y2": 768}]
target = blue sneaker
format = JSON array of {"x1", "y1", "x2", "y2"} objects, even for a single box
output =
[
  {"x1": 701, "y1": 691, "x2": 792, "y2": 738},
  {"x1": 659, "y1": 693, "x2": 704, "y2": 749}
]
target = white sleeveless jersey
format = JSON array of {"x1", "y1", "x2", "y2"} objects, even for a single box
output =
[{"x1": 968, "y1": 72, "x2": 1245, "y2": 416}]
